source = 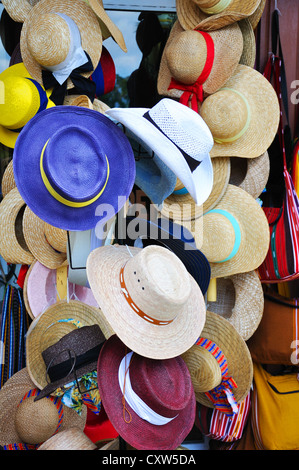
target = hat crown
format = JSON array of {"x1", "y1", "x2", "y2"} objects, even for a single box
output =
[
  {"x1": 200, "y1": 211, "x2": 237, "y2": 262},
  {"x1": 123, "y1": 245, "x2": 191, "y2": 323},
  {"x1": 41, "y1": 125, "x2": 109, "y2": 204},
  {"x1": 129, "y1": 353, "x2": 193, "y2": 418}
]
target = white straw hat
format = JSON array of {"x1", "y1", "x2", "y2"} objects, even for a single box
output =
[{"x1": 86, "y1": 244, "x2": 207, "y2": 360}]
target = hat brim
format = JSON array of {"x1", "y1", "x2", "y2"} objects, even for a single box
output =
[
  {"x1": 97, "y1": 334, "x2": 196, "y2": 450},
  {"x1": 86, "y1": 244, "x2": 206, "y2": 360},
  {"x1": 13, "y1": 106, "x2": 135, "y2": 231},
  {"x1": 105, "y1": 106, "x2": 213, "y2": 206},
  {"x1": 0, "y1": 367, "x2": 86, "y2": 446},
  {"x1": 229, "y1": 151, "x2": 270, "y2": 199}
]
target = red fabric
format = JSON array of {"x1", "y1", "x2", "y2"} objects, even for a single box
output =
[
  {"x1": 168, "y1": 30, "x2": 215, "y2": 111},
  {"x1": 16, "y1": 265, "x2": 29, "y2": 289},
  {"x1": 84, "y1": 405, "x2": 119, "y2": 444}
]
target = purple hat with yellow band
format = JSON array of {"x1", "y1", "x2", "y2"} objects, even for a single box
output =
[
  {"x1": 0, "y1": 62, "x2": 55, "y2": 148},
  {"x1": 13, "y1": 105, "x2": 135, "y2": 231}
]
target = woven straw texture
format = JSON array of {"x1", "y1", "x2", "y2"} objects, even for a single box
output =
[
  {"x1": 238, "y1": 18, "x2": 256, "y2": 68},
  {"x1": 0, "y1": 187, "x2": 34, "y2": 265},
  {"x1": 63, "y1": 94, "x2": 110, "y2": 114},
  {"x1": 207, "y1": 270, "x2": 264, "y2": 340},
  {"x1": 20, "y1": 0, "x2": 102, "y2": 87},
  {"x1": 22, "y1": 206, "x2": 67, "y2": 269},
  {"x1": 200, "y1": 64, "x2": 280, "y2": 158},
  {"x1": 181, "y1": 311, "x2": 253, "y2": 408},
  {"x1": 1, "y1": 0, "x2": 39, "y2": 23},
  {"x1": 160, "y1": 156, "x2": 231, "y2": 221},
  {"x1": 1, "y1": 160, "x2": 15, "y2": 198},
  {"x1": 86, "y1": 245, "x2": 206, "y2": 360},
  {"x1": 0, "y1": 367, "x2": 86, "y2": 447},
  {"x1": 248, "y1": 0, "x2": 266, "y2": 30},
  {"x1": 158, "y1": 20, "x2": 243, "y2": 100},
  {"x1": 26, "y1": 300, "x2": 113, "y2": 392},
  {"x1": 229, "y1": 151, "x2": 270, "y2": 199},
  {"x1": 37, "y1": 427, "x2": 97, "y2": 450},
  {"x1": 176, "y1": 0, "x2": 261, "y2": 32}
]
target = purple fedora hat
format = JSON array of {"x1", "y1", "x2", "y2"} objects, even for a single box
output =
[{"x1": 13, "y1": 106, "x2": 136, "y2": 231}]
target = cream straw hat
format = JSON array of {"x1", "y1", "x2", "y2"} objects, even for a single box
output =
[
  {"x1": 37, "y1": 427, "x2": 97, "y2": 450},
  {"x1": 157, "y1": 20, "x2": 243, "y2": 108},
  {"x1": 207, "y1": 270, "x2": 264, "y2": 340},
  {"x1": 176, "y1": 0, "x2": 261, "y2": 32},
  {"x1": 20, "y1": 0, "x2": 102, "y2": 88},
  {"x1": 63, "y1": 94, "x2": 110, "y2": 114},
  {"x1": 238, "y1": 18, "x2": 256, "y2": 68},
  {"x1": 199, "y1": 64, "x2": 280, "y2": 158},
  {"x1": 1, "y1": 160, "x2": 15, "y2": 198},
  {"x1": 0, "y1": 187, "x2": 34, "y2": 265},
  {"x1": 229, "y1": 151, "x2": 270, "y2": 199},
  {"x1": 86, "y1": 244, "x2": 207, "y2": 360},
  {"x1": 1, "y1": 0, "x2": 39, "y2": 23}
]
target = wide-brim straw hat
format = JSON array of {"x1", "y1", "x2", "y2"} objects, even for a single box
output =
[
  {"x1": 160, "y1": 156, "x2": 231, "y2": 221},
  {"x1": 207, "y1": 270, "x2": 264, "y2": 340},
  {"x1": 2, "y1": 1, "x2": 39, "y2": 23},
  {"x1": 23, "y1": 260, "x2": 99, "y2": 320},
  {"x1": 248, "y1": 0, "x2": 266, "y2": 30},
  {"x1": 238, "y1": 18, "x2": 256, "y2": 68},
  {"x1": 181, "y1": 311, "x2": 253, "y2": 408},
  {"x1": 0, "y1": 367, "x2": 87, "y2": 448},
  {"x1": 195, "y1": 184, "x2": 270, "y2": 278},
  {"x1": 176, "y1": 0, "x2": 261, "y2": 32},
  {"x1": 26, "y1": 300, "x2": 114, "y2": 393},
  {"x1": 1, "y1": 160, "x2": 15, "y2": 198},
  {"x1": 0, "y1": 62, "x2": 55, "y2": 148},
  {"x1": 63, "y1": 94, "x2": 110, "y2": 114},
  {"x1": 20, "y1": 0, "x2": 103, "y2": 88},
  {"x1": 37, "y1": 427, "x2": 97, "y2": 450},
  {"x1": 229, "y1": 150, "x2": 270, "y2": 199},
  {"x1": 13, "y1": 105, "x2": 135, "y2": 231},
  {"x1": 106, "y1": 98, "x2": 214, "y2": 207},
  {"x1": 22, "y1": 205, "x2": 67, "y2": 269},
  {"x1": 199, "y1": 64, "x2": 280, "y2": 158},
  {"x1": 97, "y1": 334, "x2": 196, "y2": 450},
  {"x1": 157, "y1": 20, "x2": 243, "y2": 104},
  {"x1": 86, "y1": 244, "x2": 207, "y2": 360},
  {"x1": 0, "y1": 187, "x2": 34, "y2": 265}
]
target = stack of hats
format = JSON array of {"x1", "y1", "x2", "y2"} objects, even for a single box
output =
[{"x1": 0, "y1": 0, "x2": 284, "y2": 452}]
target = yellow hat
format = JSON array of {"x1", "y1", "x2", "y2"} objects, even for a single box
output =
[{"x1": 0, "y1": 62, "x2": 55, "y2": 148}]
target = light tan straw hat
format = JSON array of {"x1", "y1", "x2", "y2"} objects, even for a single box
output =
[
  {"x1": 160, "y1": 156, "x2": 231, "y2": 222},
  {"x1": 238, "y1": 18, "x2": 256, "y2": 68},
  {"x1": 176, "y1": 0, "x2": 261, "y2": 32},
  {"x1": 207, "y1": 270, "x2": 264, "y2": 340},
  {"x1": 0, "y1": 187, "x2": 34, "y2": 265},
  {"x1": 1, "y1": 0, "x2": 39, "y2": 23},
  {"x1": 63, "y1": 94, "x2": 110, "y2": 114},
  {"x1": 195, "y1": 184, "x2": 270, "y2": 278},
  {"x1": 22, "y1": 205, "x2": 67, "y2": 270},
  {"x1": 157, "y1": 20, "x2": 243, "y2": 108},
  {"x1": 229, "y1": 150, "x2": 270, "y2": 199},
  {"x1": 1, "y1": 160, "x2": 15, "y2": 198},
  {"x1": 20, "y1": 0, "x2": 103, "y2": 88},
  {"x1": 86, "y1": 244, "x2": 207, "y2": 360},
  {"x1": 199, "y1": 64, "x2": 280, "y2": 158},
  {"x1": 37, "y1": 427, "x2": 97, "y2": 450},
  {"x1": 248, "y1": 0, "x2": 266, "y2": 30},
  {"x1": 26, "y1": 300, "x2": 113, "y2": 393},
  {"x1": 0, "y1": 367, "x2": 87, "y2": 449},
  {"x1": 181, "y1": 311, "x2": 253, "y2": 410}
]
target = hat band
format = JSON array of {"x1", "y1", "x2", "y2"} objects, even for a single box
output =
[
  {"x1": 40, "y1": 139, "x2": 110, "y2": 208},
  {"x1": 173, "y1": 186, "x2": 189, "y2": 195},
  {"x1": 205, "y1": 209, "x2": 241, "y2": 262},
  {"x1": 196, "y1": 337, "x2": 238, "y2": 416},
  {"x1": 199, "y1": 0, "x2": 232, "y2": 15},
  {"x1": 120, "y1": 264, "x2": 173, "y2": 326},
  {"x1": 2, "y1": 388, "x2": 64, "y2": 450},
  {"x1": 119, "y1": 351, "x2": 178, "y2": 425},
  {"x1": 213, "y1": 88, "x2": 251, "y2": 143}
]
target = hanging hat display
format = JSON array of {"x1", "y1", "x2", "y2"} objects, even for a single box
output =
[{"x1": 229, "y1": 151, "x2": 270, "y2": 199}]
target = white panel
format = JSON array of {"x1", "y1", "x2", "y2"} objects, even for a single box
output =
[{"x1": 102, "y1": 1, "x2": 176, "y2": 11}]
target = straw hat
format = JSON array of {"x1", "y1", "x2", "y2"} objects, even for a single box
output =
[
  {"x1": 26, "y1": 300, "x2": 114, "y2": 393},
  {"x1": 0, "y1": 62, "x2": 55, "y2": 148},
  {"x1": 160, "y1": 156, "x2": 231, "y2": 221},
  {"x1": 97, "y1": 334, "x2": 196, "y2": 450},
  {"x1": 20, "y1": 0, "x2": 103, "y2": 89},
  {"x1": 207, "y1": 270, "x2": 264, "y2": 340},
  {"x1": 37, "y1": 427, "x2": 97, "y2": 450},
  {"x1": 63, "y1": 94, "x2": 110, "y2": 114},
  {"x1": 196, "y1": 184, "x2": 270, "y2": 278},
  {"x1": 181, "y1": 311, "x2": 253, "y2": 410},
  {"x1": 13, "y1": 105, "x2": 135, "y2": 231},
  {"x1": 229, "y1": 150, "x2": 270, "y2": 199},
  {"x1": 176, "y1": 0, "x2": 261, "y2": 32},
  {"x1": 86, "y1": 244, "x2": 206, "y2": 360},
  {"x1": 22, "y1": 206, "x2": 67, "y2": 269},
  {"x1": 106, "y1": 98, "x2": 214, "y2": 207},
  {"x1": 1, "y1": 160, "x2": 15, "y2": 198},
  {"x1": 1, "y1": 0, "x2": 39, "y2": 23},
  {"x1": 23, "y1": 260, "x2": 99, "y2": 320},
  {"x1": 157, "y1": 20, "x2": 243, "y2": 108},
  {"x1": 248, "y1": 0, "x2": 266, "y2": 30},
  {"x1": 0, "y1": 187, "x2": 34, "y2": 265},
  {"x1": 0, "y1": 367, "x2": 86, "y2": 449},
  {"x1": 238, "y1": 18, "x2": 256, "y2": 68},
  {"x1": 199, "y1": 64, "x2": 280, "y2": 158}
]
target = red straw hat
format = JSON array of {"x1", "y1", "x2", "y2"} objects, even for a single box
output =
[{"x1": 97, "y1": 335, "x2": 196, "y2": 450}]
